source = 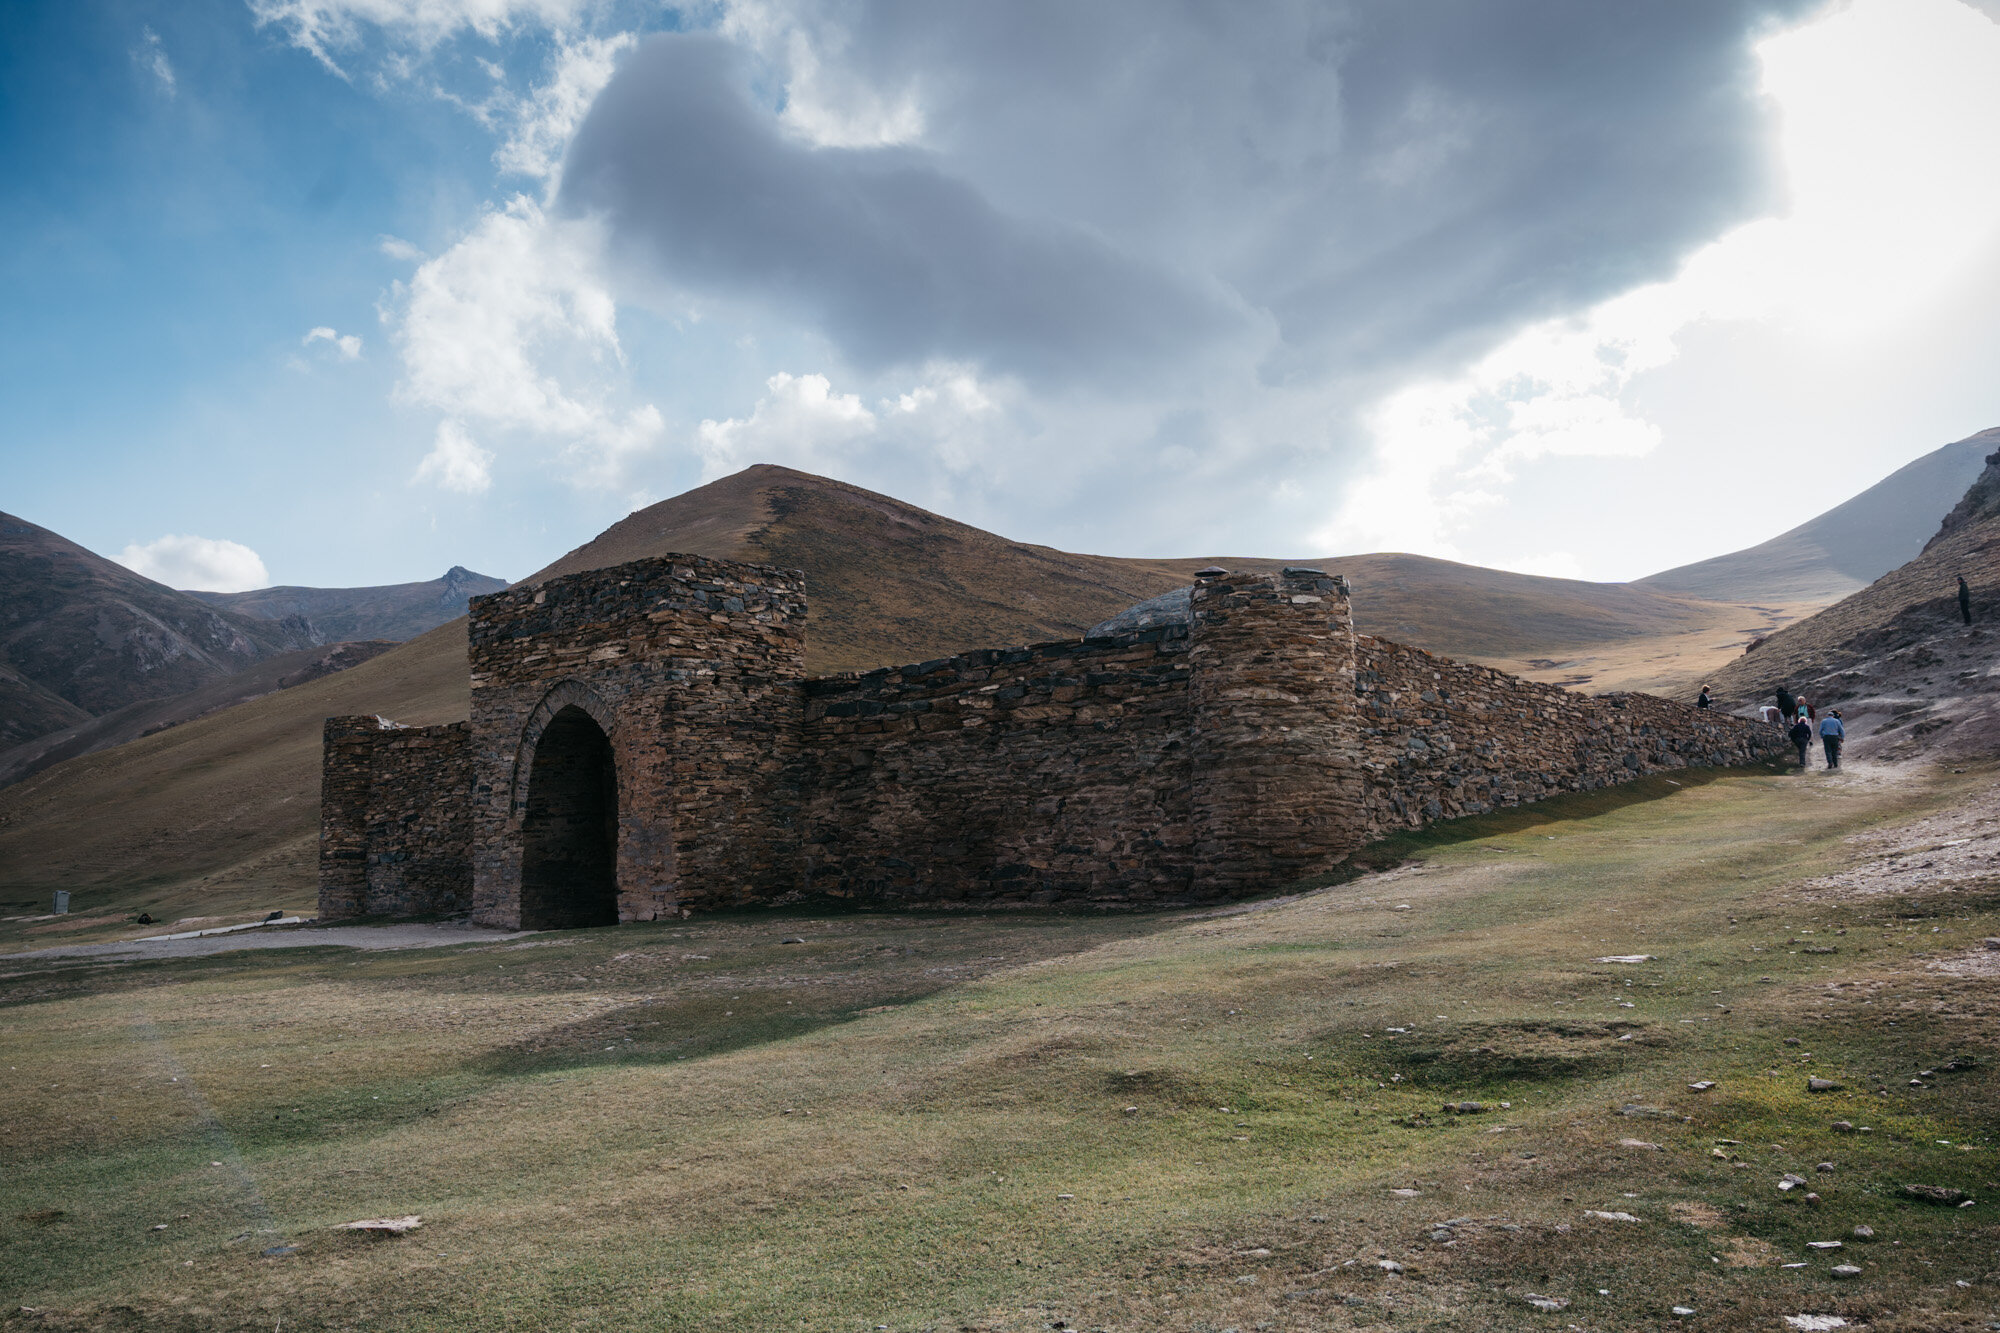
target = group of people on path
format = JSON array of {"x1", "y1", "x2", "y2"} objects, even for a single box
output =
[
  {"x1": 1766, "y1": 687, "x2": 1842, "y2": 769},
  {"x1": 1695, "y1": 684, "x2": 1842, "y2": 768}
]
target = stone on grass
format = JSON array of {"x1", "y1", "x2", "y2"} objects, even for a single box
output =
[
  {"x1": 1807, "y1": 1078, "x2": 1842, "y2": 1093},
  {"x1": 1443, "y1": 1101, "x2": 1488, "y2": 1113},
  {"x1": 1806, "y1": 1241, "x2": 1842, "y2": 1250},
  {"x1": 1376, "y1": 1259, "x2": 1404, "y2": 1274},
  {"x1": 1688, "y1": 1081, "x2": 1716, "y2": 1091},
  {"x1": 1851, "y1": 1225, "x2": 1874, "y2": 1240},
  {"x1": 334, "y1": 1216, "x2": 422, "y2": 1234},
  {"x1": 1389, "y1": 1188, "x2": 1421, "y2": 1198},
  {"x1": 1672, "y1": 1307, "x2": 1695, "y2": 1316},
  {"x1": 1522, "y1": 1294, "x2": 1569, "y2": 1311},
  {"x1": 1583, "y1": 1210, "x2": 1643, "y2": 1223},
  {"x1": 1900, "y1": 1183, "x2": 1968, "y2": 1205},
  {"x1": 1816, "y1": 1162, "x2": 1835, "y2": 1173},
  {"x1": 1783, "y1": 1318, "x2": 1848, "y2": 1331},
  {"x1": 1831, "y1": 1121, "x2": 1855, "y2": 1133},
  {"x1": 1593, "y1": 955, "x2": 1655, "y2": 963},
  {"x1": 1618, "y1": 1138, "x2": 1663, "y2": 1151},
  {"x1": 1831, "y1": 1264, "x2": 1862, "y2": 1278},
  {"x1": 779, "y1": 937, "x2": 805, "y2": 944}
]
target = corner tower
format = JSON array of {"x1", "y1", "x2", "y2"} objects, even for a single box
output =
[{"x1": 1186, "y1": 567, "x2": 1366, "y2": 895}]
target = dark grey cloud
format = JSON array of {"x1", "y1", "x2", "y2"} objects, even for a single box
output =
[
  {"x1": 560, "y1": 32, "x2": 1246, "y2": 382},
  {"x1": 562, "y1": 2, "x2": 1819, "y2": 392}
]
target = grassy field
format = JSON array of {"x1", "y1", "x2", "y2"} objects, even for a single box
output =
[{"x1": 3, "y1": 763, "x2": 1997, "y2": 1331}]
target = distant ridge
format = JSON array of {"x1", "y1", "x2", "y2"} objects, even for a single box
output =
[
  {"x1": 0, "y1": 510, "x2": 317, "y2": 749},
  {"x1": 1638, "y1": 429, "x2": 1998, "y2": 603},
  {"x1": 191, "y1": 565, "x2": 507, "y2": 643}
]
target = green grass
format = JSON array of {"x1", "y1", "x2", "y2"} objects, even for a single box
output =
[{"x1": 3, "y1": 763, "x2": 1998, "y2": 1331}]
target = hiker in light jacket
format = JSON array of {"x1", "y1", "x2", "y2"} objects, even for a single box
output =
[
  {"x1": 1789, "y1": 714, "x2": 1813, "y2": 767},
  {"x1": 1819, "y1": 710, "x2": 1845, "y2": 769}
]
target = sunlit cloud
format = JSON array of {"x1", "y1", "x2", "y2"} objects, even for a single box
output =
[{"x1": 1331, "y1": 0, "x2": 2000, "y2": 568}]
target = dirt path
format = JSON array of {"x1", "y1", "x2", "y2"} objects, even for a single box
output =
[{"x1": 6, "y1": 919, "x2": 530, "y2": 963}]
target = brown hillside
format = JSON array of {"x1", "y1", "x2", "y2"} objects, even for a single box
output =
[
  {"x1": 0, "y1": 623, "x2": 468, "y2": 912},
  {"x1": 0, "y1": 464, "x2": 1794, "y2": 912},
  {"x1": 537, "y1": 465, "x2": 1741, "y2": 672},
  {"x1": 1708, "y1": 444, "x2": 2000, "y2": 759}
]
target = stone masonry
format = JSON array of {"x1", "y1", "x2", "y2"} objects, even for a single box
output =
[{"x1": 319, "y1": 553, "x2": 1784, "y2": 924}]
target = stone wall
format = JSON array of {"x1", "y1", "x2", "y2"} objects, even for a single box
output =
[
  {"x1": 322, "y1": 553, "x2": 1786, "y2": 925},
  {"x1": 465, "y1": 554, "x2": 807, "y2": 926},
  {"x1": 1353, "y1": 636, "x2": 1785, "y2": 834},
  {"x1": 319, "y1": 716, "x2": 471, "y2": 920},
  {"x1": 799, "y1": 626, "x2": 1197, "y2": 906}
]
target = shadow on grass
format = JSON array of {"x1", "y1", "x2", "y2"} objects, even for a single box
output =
[{"x1": 1284, "y1": 761, "x2": 1793, "y2": 892}]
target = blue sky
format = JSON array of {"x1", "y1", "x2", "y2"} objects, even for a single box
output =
[{"x1": 4, "y1": 1, "x2": 2000, "y2": 591}]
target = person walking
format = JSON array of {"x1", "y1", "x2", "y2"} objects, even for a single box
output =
[
  {"x1": 1960, "y1": 574, "x2": 1973, "y2": 626},
  {"x1": 1697, "y1": 686, "x2": 1713, "y2": 710},
  {"x1": 1798, "y1": 694, "x2": 1815, "y2": 722},
  {"x1": 1789, "y1": 713, "x2": 1813, "y2": 768},
  {"x1": 1819, "y1": 709, "x2": 1845, "y2": 769}
]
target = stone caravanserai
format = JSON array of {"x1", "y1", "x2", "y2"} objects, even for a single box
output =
[{"x1": 319, "y1": 554, "x2": 1782, "y2": 928}]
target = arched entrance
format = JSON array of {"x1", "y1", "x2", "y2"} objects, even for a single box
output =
[{"x1": 520, "y1": 705, "x2": 619, "y2": 929}]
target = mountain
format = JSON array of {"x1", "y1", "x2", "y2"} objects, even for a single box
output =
[
  {"x1": 1637, "y1": 429, "x2": 1998, "y2": 604},
  {"x1": 189, "y1": 566, "x2": 508, "y2": 643},
  {"x1": 1707, "y1": 440, "x2": 2000, "y2": 758},
  {"x1": 0, "y1": 510, "x2": 319, "y2": 748},
  {"x1": 532, "y1": 465, "x2": 1732, "y2": 673}
]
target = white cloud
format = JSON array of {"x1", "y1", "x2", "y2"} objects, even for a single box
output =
[
  {"x1": 695, "y1": 366, "x2": 1003, "y2": 483},
  {"x1": 387, "y1": 194, "x2": 662, "y2": 488},
  {"x1": 134, "y1": 27, "x2": 177, "y2": 97},
  {"x1": 696, "y1": 372, "x2": 877, "y2": 479},
  {"x1": 303, "y1": 326, "x2": 364, "y2": 359},
  {"x1": 721, "y1": 2, "x2": 926, "y2": 148},
  {"x1": 247, "y1": 0, "x2": 594, "y2": 76},
  {"x1": 116, "y1": 535, "x2": 270, "y2": 592},
  {"x1": 494, "y1": 33, "x2": 637, "y2": 185},
  {"x1": 412, "y1": 419, "x2": 495, "y2": 493},
  {"x1": 1330, "y1": 0, "x2": 2000, "y2": 569}
]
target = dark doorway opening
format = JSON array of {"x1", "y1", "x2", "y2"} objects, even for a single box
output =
[{"x1": 520, "y1": 706, "x2": 619, "y2": 929}]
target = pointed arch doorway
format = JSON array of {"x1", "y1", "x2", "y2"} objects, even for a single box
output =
[{"x1": 520, "y1": 704, "x2": 619, "y2": 929}]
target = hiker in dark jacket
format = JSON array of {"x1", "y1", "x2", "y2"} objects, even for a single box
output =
[
  {"x1": 1789, "y1": 715, "x2": 1813, "y2": 767},
  {"x1": 1960, "y1": 575, "x2": 1973, "y2": 626},
  {"x1": 1819, "y1": 710, "x2": 1845, "y2": 769},
  {"x1": 1697, "y1": 686, "x2": 1712, "y2": 710},
  {"x1": 1775, "y1": 687, "x2": 1798, "y2": 722}
]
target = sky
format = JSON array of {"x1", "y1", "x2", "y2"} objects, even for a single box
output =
[{"x1": 3, "y1": 0, "x2": 2000, "y2": 591}]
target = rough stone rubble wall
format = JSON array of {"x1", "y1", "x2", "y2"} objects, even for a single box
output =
[
  {"x1": 799, "y1": 627, "x2": 1197, "y2": 906},
  {"x1": 465, "y1": 554, "x2": 806, "y2": 926},
  {"x1": 318, "y1": 717, "x2": 471, "y2": 920},
  {"x1": 1354, "y1": 635, "x2": 1785, "y2": 834},
  {"x1": 321, "y1": 554, "x2": 1786, "y2": 924}
]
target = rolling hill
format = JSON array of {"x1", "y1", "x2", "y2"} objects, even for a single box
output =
[
  {"x1": 190, "y1": 565, "x2": 506, "y2": 643},
  {"x1": 1638, "y1": 428, "x2": 1997, "y2": 603}
]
